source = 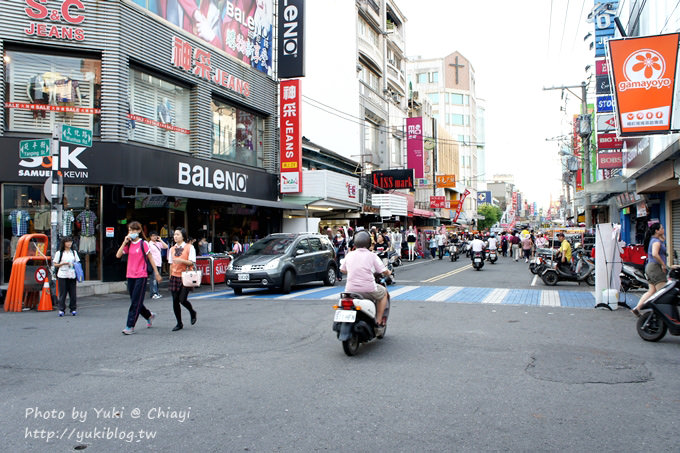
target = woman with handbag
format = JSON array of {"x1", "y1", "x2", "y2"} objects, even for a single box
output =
[
  {"x1": 115, "y1": 221, "x2": 162, "y2": 335},
  {"x1": 168, "y1": 228, "x2": 198, "y2": 332},
  {"x1": 54, "y1": 236, "x2": 79, "y2": 316}
]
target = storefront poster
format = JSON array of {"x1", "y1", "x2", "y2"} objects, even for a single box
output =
[
  {"x1": 597, "y1": 133, "x2": 624, "y2": 149},
  {"x1": 134, "y1": 0, "x2": 274, "y2": 77},
  {"x1": 406, "y1": 117, "x2": 424, "y2": 179},
  {"x1": 608, "y1": 33, "x2": 680, "y2": 135},
  {"x1": 279, "y1": 79, "x2": 302, "y2": 193}
]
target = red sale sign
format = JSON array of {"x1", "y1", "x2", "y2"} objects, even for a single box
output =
[
  {"x1": 598, "y1": 151, "x2": 623, "y2": 169},
  {"x1": 430, "y1": 196, "x2": 446, "y2": 209}
]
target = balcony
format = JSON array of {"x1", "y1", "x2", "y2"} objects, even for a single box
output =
[
  {"x1": 387, "y1": 28, "x2": 405, "y2": 52},
  {"x1": 357, "y1": 36, "x2": 383, "y2": 72},
  {"x1": 359, "y1": 83, "x2": 387, "y2": 118},
  {"x1": 386, "y1": 61, "x2": 406, "y2": 92},
  {"x1": 358, "y1": 0, "x2": 380, "y2": 24}
]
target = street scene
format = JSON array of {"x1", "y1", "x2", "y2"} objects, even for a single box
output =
[{"x1": 2, "y1": 0, "x2": 680, "y2": 451}]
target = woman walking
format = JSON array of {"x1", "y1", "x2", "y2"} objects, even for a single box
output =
[
  {"x1": 116, "y1": 221, "x2": 162, "y2": 335},
  {"x1": 333, "y1": 229, "x2": 347, "y2": 281},
  {"x1": 54, "y1": 236, "x2": 79, "y2": 316},
  {"x1": 632, "y1": 223, "x2": 668, "y2": 317},
  {"x1": 168, "y1": 228, "x2": 198, "y2": 331}
]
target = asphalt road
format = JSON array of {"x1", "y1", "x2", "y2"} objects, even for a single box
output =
[{"x1": 1, "y1": 255, "x2": 674, "y2": 452}]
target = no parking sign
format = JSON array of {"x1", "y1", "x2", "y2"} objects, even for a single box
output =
[{"x1": 35, "y1": 267, "x2": 48, "y2": 283}]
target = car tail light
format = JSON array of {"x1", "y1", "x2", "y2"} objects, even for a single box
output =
[{"x1": 341, "y1": 299, "x2": 354, "y2": 310}]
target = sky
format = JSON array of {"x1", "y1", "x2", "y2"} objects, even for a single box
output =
[{"x1": 398, "y1": 0, "x2": 595, "y2": 209}]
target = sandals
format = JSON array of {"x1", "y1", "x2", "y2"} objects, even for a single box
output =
[{"x1": 631, "y1": 308, "x2": 641, "y2": 318}]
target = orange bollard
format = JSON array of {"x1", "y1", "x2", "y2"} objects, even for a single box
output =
[{"x1": 37, "y1": 279, "x2": 52, "y2": 311}]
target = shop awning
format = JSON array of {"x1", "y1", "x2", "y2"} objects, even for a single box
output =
[
  {"x1": 413, "y1": 208, "x2": 435, "y2": 218},
  {"x1": 157, "y1": 187, "x2": 304, "y2": 210},
  {"x1": 281, "y1": 195, "x2": 361, "y2": 210}
]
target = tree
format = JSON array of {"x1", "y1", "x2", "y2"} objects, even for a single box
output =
[{"x1": 477, "y1": 204, "x2": 503, "y2": 231}]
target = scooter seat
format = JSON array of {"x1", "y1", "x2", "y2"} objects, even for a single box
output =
[
  {"x1": 340, "y1": 292, "x2": 365, "y2": 300},
  {"x1": 623, "y1": 261, "x2": 645, "y2": 272}
]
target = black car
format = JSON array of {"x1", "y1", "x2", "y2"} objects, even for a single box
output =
[{"x1": 225, "y1": 233, "x2": 337, "y2": 294}]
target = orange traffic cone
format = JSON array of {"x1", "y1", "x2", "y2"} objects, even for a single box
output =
[{"x1": 37, "y1": 279, "x2": 52, "y2": 311}]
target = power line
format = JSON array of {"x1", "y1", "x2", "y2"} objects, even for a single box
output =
[
  {"x1": 661, "y1": 0, "x2": 680, "y2": 32},
  {"x1": 559, "y1": 0, "x2": 571, "y2": 56},
  {"x1": 547, "y1": 0, "x2": 554, "y2": 58},
  {"x1": 570, "y1": 0, "x2": 586, "y2": 52}
]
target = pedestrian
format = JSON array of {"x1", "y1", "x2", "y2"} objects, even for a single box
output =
[
  {"x1": 229, "y1": 236, "x2": 243, "y2": 256},
  {"x1": 115, "y1": 221, "x2": 161, "y2": 335},
  {"x1": 436, "y1": 230, "x2": 446, "y2": 259},
  {"x1": 535, "y1": 232, "x2": 548, "y2": 250},
  {"x1": 54, "y1": 236, "x2": 79, "y2": 316},
  {"x1": 501, "y1": 232, "x2": 508, "y2": 257},
  {"x1": 521, "y1": 234, "x2": 533, "y2": 263},
  {"x1": 333, "y1": 229, "x2": 347, "y2": 281},
  {"x1": 147, "y1": 231, "x2": 167, "y2": 299},
  {"x1": 406, "y1": 227, "x2": 417, "y2": 261},
  {"x1": 510, "y1": 232, "x2": 521, "y2": 261},
  {"x1": 428, "y1": 234, "x2": 437, "y2": 259},
  {"x1": 168, "y1": 228, "x2": 198, "y2": 331},
  {"x1": 632, "y1": 223, "x2": 668, "y2": 317},
  {"x1": 198, "y1": 237, "x2": 209, "y2": 255}
]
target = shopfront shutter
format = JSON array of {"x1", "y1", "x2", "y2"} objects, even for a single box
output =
[{"x1": 672, "y1": 200, "x2": 680, "y2": 265}]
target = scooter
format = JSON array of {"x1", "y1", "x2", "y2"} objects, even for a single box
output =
[
  {"x1": 332, "y1": 274, "x2": 390, "y2": 356},
  {"x1": 540, "y1": 250, "x2": 595, "y2": 286},
  {"x1": 530, "y1": 249, "x2": 557, "y2": 274},
  {"x1": 620, "y1": 260, "x2": 649, "y2": 292},
  {"x1": 375, "y1": 249, "x2": 395, "y2": 285},
  {"x1": 636, "y1": 268, "x2": 680, "y2": 342},
  {"x1": 471, "y1": 251, "x2": 484, "y2": 271},
  {"x1": 486, "y1": 248, "x2": 498, "y2": 264},
  {"x1": 388, "y1": 250, "x2": 402, "y2": 268},
  {"x1": 449, "y1": 243, "x2": 459, "y2": 262}
]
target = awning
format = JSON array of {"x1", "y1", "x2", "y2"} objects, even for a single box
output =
[
  {"x1": 157, "y1": 187, "x2": 304, "y2": 210},
  {"x1": 281, "y1": 195, "x2": 361, "y2": 210},
  {"x1": 413, "y1": 208, "x2": 435, "y2": 218}
]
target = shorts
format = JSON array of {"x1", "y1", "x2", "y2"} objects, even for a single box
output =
[
  {"x1": 645, "y1": 262, "x2": 667, "y2": 285},
  {"x1": 10, "y1": 236, "x2": 19, "y2": 258},
  {"x1": 79, "y1": 235, "x2": 97, "y2": 254},
  {"x1": 354, "y1": 285, "x2": 387, "y2": 304}
]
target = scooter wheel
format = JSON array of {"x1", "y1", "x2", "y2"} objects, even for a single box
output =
[
  {"x1": 586, "y1": 274, "x2": 595, "y2": 286},
  {"x1": 636, "y1": 311, "x2": 667, "y2": 342},
  {"x1": 542, "y1": 272, "x2": 558, "y2": 286},
  {"x1": 342, "y1": 334, "x2": 360, "y2": 356}
]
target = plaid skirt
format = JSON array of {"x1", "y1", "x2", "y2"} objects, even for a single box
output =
[{"x1": 169, "y1": 275, "x2": 193, "y2": 293}]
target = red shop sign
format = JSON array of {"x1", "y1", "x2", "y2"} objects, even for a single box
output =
[
  {"x1": 430, "y1": 196, "x2": 446, "y2": 209},
  {"x1": 595, "y1": 59, "x2": 609, "y2": 76},
  {"x1": 597, "y1": 133, "x2": 624, "y2": 150},
  {"x1": 279, "y1": 79, "x2": 302, "y2": 193},
  {"x1": 598, "y1": 151, "x2": 623, "y2": 169},
  {"x1": 24, "y1": 0, "x2": 87, "y2": 41}
]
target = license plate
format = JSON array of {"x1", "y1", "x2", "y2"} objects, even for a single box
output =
[
  {"x1": 237, "y1": 273, "x2": 250, "y2": 281},
  {"x1": 334, "y1": 310, "x2": 356, "y2": 323},
  {"x1": 474, "y1": 258, "x2": 482, "y2": 263}
]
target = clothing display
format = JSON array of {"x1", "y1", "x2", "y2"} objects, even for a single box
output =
[
  {"x1": 9, "y1": 210, "x2": 31, "y2": 236},
  {"x1": 76, "y1": 210, "x2": 97, "y2": 236},
  {"x1": 61, "y1": 210, "x2": 75, "y2": 237},
  {"x1": 10, "y1": 236, "x2": 20, "y2": 258},
  {"x1": 79, "y1": 235, "x2": 96, "y2": 254},
  {"x1": 157, "y1": 98, "x2": 173, "y2": 124},
  {"x1": 33, "y1": 210, "x2": 51, "y2": 231}
]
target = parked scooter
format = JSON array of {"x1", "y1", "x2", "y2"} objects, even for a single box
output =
[
  {"x1": 620, "y1": 260, "x2": 649, "y2": 292},
  {"x1": 387, "y1": 250, "x2": 402, "y2": 268},
  {"x1": 540, "y1": 249, "x2": 595, "y2": 286},
  {"x1": 449, "y1": 243, "x2": 459, "y2": 262},
  {"x1": 332, "y1": 273, "x2": 390, "y2": 356},
  {"x1": 636, "y1": 268, "x2": 680, "y2": 342},
  {"x1": 471, "y1": 251, "x2": 484, "y2": 271}
]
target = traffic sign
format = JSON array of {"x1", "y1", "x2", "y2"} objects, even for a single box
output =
[
  {"x1": 61, "y1": 124, "x2": 92, "y2": 147},
  {"x1": 477, "y1": 191, "x2": 492, "y2": 204},
  {"x1": 19, "y1": 139, "x2": 50, "y2": 158}
]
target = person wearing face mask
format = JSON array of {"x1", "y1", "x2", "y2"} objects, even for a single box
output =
[
  {"x1": 333, "y1": 229, "x2": 347, "y2": 282},
  {"x1": 116, "y1": 221, "x2": 162, "y2": 335}
]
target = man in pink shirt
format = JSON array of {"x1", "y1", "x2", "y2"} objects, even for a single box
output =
[{"x1": 340, "y1": 231, "x2": 391, "y2": 326}]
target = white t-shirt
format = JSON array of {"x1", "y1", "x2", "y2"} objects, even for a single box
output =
[
  {"x1": 487, "y1": 238, "x2": 498, "y2": 250},
  {"x1": 54, "y1": 249, "x2": 79, "y2": 279},
  {"x1": 436, "y1": 234, "x2": 446, "y2": 246},
  {"x1": 471, "y1": 239, "x2": 485, "y2": 252}
]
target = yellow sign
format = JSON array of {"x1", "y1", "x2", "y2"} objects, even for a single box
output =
[
  {"x1": 436, "y1": 175, "x2": 456, "y2": 188},
  {"x1": 282, "y1": 162, "x2": 298, "y2": 169}
]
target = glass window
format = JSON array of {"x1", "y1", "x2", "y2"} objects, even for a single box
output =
[
  {"x1": 359, "y1": 17, "x2": 379, "y2": 47},
  {"x1": 359, "y1": 65, "x2": 380, "y2": 91},
  {"x1": 128, "y1": 68, "x2": 190, "y2": 152},
  {"x1": 417, "y1": 73, "x2": 427, "y2": 84},
  {"x1": 427, "y1": 93, "x2": 439, "y2": 104},
  {"x1": 450, "y1": 93, "x2": 464, "y2": 104},
  {"x1": 308, "y1": 238, "x2": 322, "y2": 252},
  {"x1": 451, "y1": 114, "x2": 464, "y2": 126},
  {"x1": 297, "y1": 239, "x2": 310, "y2": 253},
  {"x1": 211, "y1": 99, "x2": 265, "y2": 168},
  {"x1": 458, "y1": 134, "x2": 465, "y2": 142},
  {"x1": 431, "y1": 72, "x2": 439, "y2": 83},
  {"x1": 464, "y1": 95, "x2": 470, "y2": 105},
  {"x1": 4, "y1": 50, "x2": 101, "y2": 135}
]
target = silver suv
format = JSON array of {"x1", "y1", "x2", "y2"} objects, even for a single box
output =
[{"x1": 225, "y1": 233, "x2": 337, "y2": 295}]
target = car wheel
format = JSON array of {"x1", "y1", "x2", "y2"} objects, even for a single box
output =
[
  {"x1": 233, "y1": 287, "x2": 243, "y2": 295},
  {"x1": 324, "y1": 265, "x2": 337, "y2": 286},
  {"x1": 281, "y1": 270, "x2": 294, "y2": 294}
]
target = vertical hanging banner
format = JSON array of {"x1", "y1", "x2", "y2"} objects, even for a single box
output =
[
  {"x1": 280, "y1": 79, "x2": 302, "y2": 193},
  {"x1": 278, "y1": 0, "x2": 305, "y2": 79},
  {"x1": 453, "y1": 189, "x2": 470, "y2": 223},
  {"x1": 406, "y1": 117, "x2": 424, "y2": 178},
  {"x1": 608, "y1": 33, "x2": 680, "y2": 136}
]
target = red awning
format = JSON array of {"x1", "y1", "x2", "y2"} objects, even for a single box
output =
[{"x1": 413, "y1": 208, "x2": 435, "y2": 218}]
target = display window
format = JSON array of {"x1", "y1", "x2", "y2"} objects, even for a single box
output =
[
  {"x1": 128, "y1": 68, "x2": 191, "y2": 152},
  {"x1": 4, "y1": 50, "x2": 101, "y2": 135},
  {"x1": 2, "y1": 184, "x2": 101, "y2": 283},
  {"x1": 211, "y1": 99, "x2": 265, "y2": 168}
]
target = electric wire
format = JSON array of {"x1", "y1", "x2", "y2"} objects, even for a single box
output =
[
  {"x1": 559, "y1": 0, "x2": 571, "y2": 55},
  {"x1": 661, "y1": 0, "x2": 680, "y2": 33},
  {"x1": 629, "y1": 0, "x2": 648, "y2": 34},
  {"x1": 547, "y1": 0, "x2": 554, "y2": 58},
  {"x1": 570, "y1": 0, "x2": 587, "y2": 52}
]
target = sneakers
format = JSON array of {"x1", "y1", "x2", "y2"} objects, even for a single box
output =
[
  {"x1": 152, "y1": 294, "x2": 162, "y2": 299},
  {"x1": 58, "y1": 311, "x2": 65, "y2": 317},
  {"x1": 147, "y1": 312, "x2": 156, "y2": 328},
  {"x1": 121, "y1": 327, "x2": 135, "y2": 335},
  {"x1": 71, "y1": 311, "x2": 77, "y2": 316}
]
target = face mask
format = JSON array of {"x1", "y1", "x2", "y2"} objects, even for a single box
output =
[
  {"x1": 129, "y1": 233, "x2": 139, "y2": 240},
  {"x1": 336, "y1": 234, "x2": 341, "y2": 237}
]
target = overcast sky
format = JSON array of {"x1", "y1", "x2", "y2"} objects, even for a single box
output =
[{"x1": 399, "y1": 0, "x2": 593, "y2": 209}]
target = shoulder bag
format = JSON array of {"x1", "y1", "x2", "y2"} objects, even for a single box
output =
[
  {"x1": 73, "y1": 250, "x2": 84, "y2": 282},
  {"x1": 182, "y1": 263, "x2": 202, "y2": 288},
  {"x1": 141, "y1": 241, "x2": 155, "y2": 275}
]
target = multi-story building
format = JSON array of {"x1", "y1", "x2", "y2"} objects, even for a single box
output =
[{"x1": 407, "y1": 51, "x2": 486, "y2": 215}]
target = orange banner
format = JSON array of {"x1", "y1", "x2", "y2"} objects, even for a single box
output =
[
  {"x1": 608, "y1": 33, "x2": 679, "y2": 135},
  {"x1": 435, "y1": 174, "x2": 456, "y2": 188}
]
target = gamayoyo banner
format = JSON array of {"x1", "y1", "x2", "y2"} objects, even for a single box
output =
[
  {"x1": 608, "y1": 33, "x2": 680, "y2": 136},
  {"x1": 406, "y1": 117, "x2": 424, "y2": 179}
]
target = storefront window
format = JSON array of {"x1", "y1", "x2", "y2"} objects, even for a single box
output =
[
  {"x1": 4, "y1": 50, "x2": 101, "y2": 135},
  {"x1": 128, "y1": 68, "x2": 190, "y2": 152},
  {"x1": 2, "y1": 184, "x2": 101, "y2": 283},
  {"x1": 211, "y1": 99, "x2": 264, "y2": 168}
]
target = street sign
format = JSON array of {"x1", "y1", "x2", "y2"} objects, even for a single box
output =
[
  {"x1": 61, "y1": 124, "x2": 93, "y2": 147},
  {"x1": 435, "y1": 174, "x2": 456, "y2": 188},
  {"x1": 477, "y1": 191, "x2": 492, "y2": 204},
  {"x1": 19, "y1": 139, "x2": 50, "y2": 158}
]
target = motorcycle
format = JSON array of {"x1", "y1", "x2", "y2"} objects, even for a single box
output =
[
  {"x1": 449, "y1": 243, "x2": 459, "y2": 262},
  {"x1": 636, "y1": 268, "x2": 680, "y2": 342},
  {"x1": 387, "y1": 250, "x2": 402, "y2": 268},
  {"x1": 540, "y1": 249, "x2": 595, "y2": 286},
  {"x1": 332, "y1": 273, "x2": 391, "y2": 356},
  {"x1": 620, "y1": 260, "x2": 648, "y2": 292},
  {"x1": 375, "y1": 248, "x2": 395, "y2": 285},
  {"x1": 464, "y1": 241, "x2": 472, "y2": 258},
  {"x1": 530, "y1": 249, "x2": 557, "y2": 274},
  {"x1": 471, "y1": 250, "x2": 484, "y2": 271},
  {"x1": 486, "y1": 248, "x2": 498, "y2": 264}
]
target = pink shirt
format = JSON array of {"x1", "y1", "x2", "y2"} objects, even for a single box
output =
[
  {"x1": 123, "y1": 240, "x2": 148, "y2": 279},
  {"x1": 147, "y1": 240, "x2": 163, "y2": 267},
  {"x1": 340, "y1": 248, "x2": 387, "y2": 293}
]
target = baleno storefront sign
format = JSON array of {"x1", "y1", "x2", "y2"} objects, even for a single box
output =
[{"x1": 24, "y1": 0, "x2": 87, "y2": 41}]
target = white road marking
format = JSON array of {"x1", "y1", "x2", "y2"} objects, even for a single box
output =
[
  {"x1": 540, "y1": 290, "x2": 561, "y2": 307},
  {"x1": 275, "y1": 286, "x2": 330, "y2": 299},
  {"x1": 192, "y1": 290, "x2": 234, "y2": 299},
  {"x1": 388, "y1": 286, "x2": 420, "y2": 298},
  {"x1": 427, "y1": 286, "x2": 464, "y2": 301},
  {"x1": 531, "y1": 274, "x2": 539, "y2": 286},
  {"x1": 482, "y1": 288, "x2": 510, "y2": 304}
]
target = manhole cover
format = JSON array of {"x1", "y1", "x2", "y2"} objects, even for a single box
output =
[{"x1": 526, "y1": 345, "x2": 651, "y2": 384}]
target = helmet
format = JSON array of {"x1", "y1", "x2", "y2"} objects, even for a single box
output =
[{"x1": 354, "y1": 230, "x2": 372, "y2": 249}]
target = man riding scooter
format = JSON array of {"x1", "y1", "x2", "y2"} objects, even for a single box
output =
[
  {"x1": 556, "y1": 232, "x2": 572, "y2": 273},
  {"x1": 340, "y1": 230, "x2": 392, "y2": 330}
]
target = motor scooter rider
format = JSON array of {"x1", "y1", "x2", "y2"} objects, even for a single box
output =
[
  {"x1": 556, "y1": 232, "x2": 572, "y2": 273},
  {"x1": 487, "y1": 234, "x2": 498, "y2": 252},
  {"x1": 340, "y1": 230, "x2": 391, "y2": 327},
  {"x1": 470, "y1": 234, "x2": 485, "y2": 260}
]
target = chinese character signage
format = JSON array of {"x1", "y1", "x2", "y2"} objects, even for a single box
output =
[
  {"x1": 279, "y1": 79, "x2": 301, "y2": 193},
  {"x1": 278, "y1": 0, "x2": 305, "y2": 78},
  {"x1": 430, "y1": 196, "x2": 446, "y2": 209},
  {"x1": 371, "y1": 169, "x2": 414, "y2": 190},
  {"x1": 435, "y1": 174, "x2": 456, "y2": 188},
  {"x1": 406, "y1": 117, "x2": 424, "y2": 179},
  {"x1": 19, "y1": 139, "x2": 50, "y2": 159},
  {"x1": 142, "y1": 0, "x2": 273, "y2": 76},
  {"x1": 608, "y1": 33, "x2": 680, "y2": 136}
]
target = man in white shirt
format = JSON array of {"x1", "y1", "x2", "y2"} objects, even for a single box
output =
[
  {"x1": 487, "y1": 234, "x2": 498, "y2": 251},
  {"x1": 436, "y1": 232, "x2": 447, "y2": 259},
  {"x1": 470, "y1": 235, "x2": 485, "y2": 255}
]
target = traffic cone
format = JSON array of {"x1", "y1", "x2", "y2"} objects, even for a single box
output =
[{"x1": 37, "y1": 279, "x2": 52, "y2": 311}]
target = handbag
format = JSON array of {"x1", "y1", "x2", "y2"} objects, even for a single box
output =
[{"x1": 182, "y1": 264, "x2": 202, "y2": 288}]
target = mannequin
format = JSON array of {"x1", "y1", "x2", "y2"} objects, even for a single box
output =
[
  {"x1": 77, "y1": 198, "x2": 97, "y2": 280},
  {"x1": 9, "y1": 194, "x2": 31, "y2": 258}
]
